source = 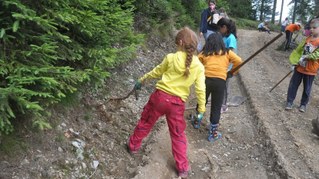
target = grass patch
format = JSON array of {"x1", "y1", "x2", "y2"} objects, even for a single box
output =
[
  {"x1": 233, "y1": 18, "x2": 281, "y2": 32},
  {"x1": 84, "y1": 111, "x2": 93, "y2": 121},
  {"x1": 54, "y1": 133, "x2": 65, "y2": 143}
]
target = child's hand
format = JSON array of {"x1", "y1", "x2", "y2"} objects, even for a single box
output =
[{"x1": 197, "y1": 113, "x2": 204, "y2": 121}]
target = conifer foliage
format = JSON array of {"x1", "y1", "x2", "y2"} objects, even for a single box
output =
[{"x1": 0, "y1": 0, "x2": 141, "y2": 133}]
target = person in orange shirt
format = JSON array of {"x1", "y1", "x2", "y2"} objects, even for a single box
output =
[
  {"x1": 194, "y1": 33, "x2": 242, "y2": 142},
  {"x1": 285, "y1": 23, "x2": 301, "y2": 50},
  {"x1": 285, "y1": 18, "x2": 319, "y2": 113}
]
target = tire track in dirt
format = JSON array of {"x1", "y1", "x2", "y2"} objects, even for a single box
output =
[{"x1": 238, "y1": 29, "x2": 319, "y2": 178}]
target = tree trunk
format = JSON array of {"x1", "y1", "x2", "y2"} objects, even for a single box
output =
[
  {"x1": 271, "y1": 0, "x2": 277, "y2": 23},
  {"x1": 292, "y1": 0, "x2": 297, "y2": 23},
  {"x1": 260, "y1": 0, "x2": 265, "y2": 21},
  {"x1": 279, "y1": 0, "x2": 284, "y2": 24}
]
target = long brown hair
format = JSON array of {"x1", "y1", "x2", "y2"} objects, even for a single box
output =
[{"x1": 175, "y1": 27, "x2": 198, "y2": 77}]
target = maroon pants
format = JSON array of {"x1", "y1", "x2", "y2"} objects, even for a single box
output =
[{"x1": 128, "y1": 89, "x2": 188, "y2": 173}]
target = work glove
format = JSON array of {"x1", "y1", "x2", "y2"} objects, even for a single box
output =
[
  {"x1": 197, "y1": 113, "x2": 203, "y2": 121},
  {"x1": 192, "y1": 112, "x2": 204, "y2": 129},
  {"x1": 134, "y1": 80, "x2": 142, "y2": 90},
  {"x1": 291, "y1": 65, "x2": 296, "y2": 71},
  {"x1": 227, "y1": 71, "x2": 233, "y2": 79}
]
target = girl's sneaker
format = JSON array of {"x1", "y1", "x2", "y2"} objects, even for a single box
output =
[
  {"x1": 221, "y1": 105, "x2": 228, "y2": 113},
  {"x1": 127, "y1": 139, "x2": 139, "y2": 155},
  {"x1": 208, "y1": 123, "x2": 222, "y2": 142},
  {"x1": 192, "y1": 118, "x2": 202, "y2": 129},
  {"x1": 178, "y1": 166, "x2": 191, "y2": 179},
  {"x1": 208, "y1": 131, "x2": 222, "y2": 142},
  {"x1": 299, "y1": 105, "x2": 306, "y2": 113},
  {"x1": 178, "y1": 170, "x2": 188, "y2": 179},
  {"x1": 285, "y1": 102, "x2": 293, "y2": 110}
]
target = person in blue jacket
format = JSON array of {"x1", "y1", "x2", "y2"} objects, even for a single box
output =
[
  {"x1": 199, "y1": 0, "x2": 220, "y2": 40},
  {"x1": 258, "y1": 21, "x2": 271, "y2": 34}
]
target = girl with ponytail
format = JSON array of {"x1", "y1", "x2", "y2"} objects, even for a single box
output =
[{"x1": 127, "y1": 27, "x2": 206, "y2": 178}]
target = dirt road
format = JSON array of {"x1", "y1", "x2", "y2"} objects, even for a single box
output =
[
  {"x1": 128, "y1": 30, "x2": 319, "y2": 179},
  {"x1": 1, "y1": 29, "x2": 319, "y2": 179}
]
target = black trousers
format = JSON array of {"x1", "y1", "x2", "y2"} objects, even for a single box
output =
[
  {"x1": 205, "y1": 77, "x2": 226, "y2": 125},
  {"x1": 285, "y1": 30, "x2": 293, "y2": 50}
]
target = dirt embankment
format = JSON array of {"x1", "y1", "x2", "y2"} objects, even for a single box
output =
[{"x1": 1, "y1": 30, "x2": 319, "y2": 179}]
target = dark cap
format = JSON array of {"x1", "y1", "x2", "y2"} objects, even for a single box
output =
[{"x1": 208, "y1": 0, "x2": 216, "y2": 4}]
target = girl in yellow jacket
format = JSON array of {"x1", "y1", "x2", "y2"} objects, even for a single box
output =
[
  {"x1": 195, "y1": 32, "x2": 242, "y2": 142},
  {"x1": 127, "y1": 27, "x2": 206, "y2": 178}
]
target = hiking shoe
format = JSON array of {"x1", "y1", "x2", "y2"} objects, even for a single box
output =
[
  {"x1": 285, "y1": 102, "x2": 293, "y2": 110},
  {"x1": 221, "y1": 105, "x2": 228, "y2": 114},
  {"x1": 208, "y1": 131, "x2": 222, "y2": 142},
  {"x1": 208, "y1": 124, "x2": 222, "y2": 142},
  {"x1": 127, "y1": 139, "x2": 138, "y2": 155},
  {"x1": 178, "y1": 170, "x2": 188, "y2": 179},
  {"x1": 178, "y1": 167, "x2": 191, "y2": 179},
  {"x1": 192, "y1": 119, "x2": 201, "y2": 129},
  {"x1": 299, "y1": 105, "x2": 306, "y2": 113}
]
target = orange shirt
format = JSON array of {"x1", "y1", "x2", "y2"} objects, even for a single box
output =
[
  {"x1": 285, "y1": 24, "x2": 301, "y2": 32},
  {"x1": 198, "y1": 50, "x2": 242, "y2": 80}
]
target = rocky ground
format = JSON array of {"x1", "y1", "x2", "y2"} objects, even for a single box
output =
[{"x1": 1, "y1": 29, "x2": 319, "y2": 179}]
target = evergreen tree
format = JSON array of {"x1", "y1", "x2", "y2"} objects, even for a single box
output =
[
  {"x1": 227, "y1": 0, "x2": 254, "y2": 19},
  {"x1": 0, "y1": 0, "x2": 141, "y2": 134},
  {"x1": 252, "y1": 0, "x2": 273, "y2": 21}
]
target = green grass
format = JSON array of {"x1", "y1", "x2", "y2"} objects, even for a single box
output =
[{"x1": 233, "y1": 18, "x2": 281, "y2": 32}]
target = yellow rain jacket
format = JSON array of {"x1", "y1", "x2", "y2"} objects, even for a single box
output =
[{"x1": 139, "y1": 51, "x2": 206, "y2": 113}]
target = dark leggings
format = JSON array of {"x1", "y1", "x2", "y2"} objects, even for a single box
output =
[{"x1": 205, "y1": 77, "x2": 226, "y2": 125}]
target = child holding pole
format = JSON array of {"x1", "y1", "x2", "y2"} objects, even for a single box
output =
[{"x1": 285, "y1": 18, "x2": 319, "y2": 112}]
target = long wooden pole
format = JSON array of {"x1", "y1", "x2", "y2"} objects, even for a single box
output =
[
  {"x1": 230, "y1": 32, "x2": 283, "y2": 74},
  {"x1": 269, "y1": 70, "x2": 293, "y2": 92}
]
